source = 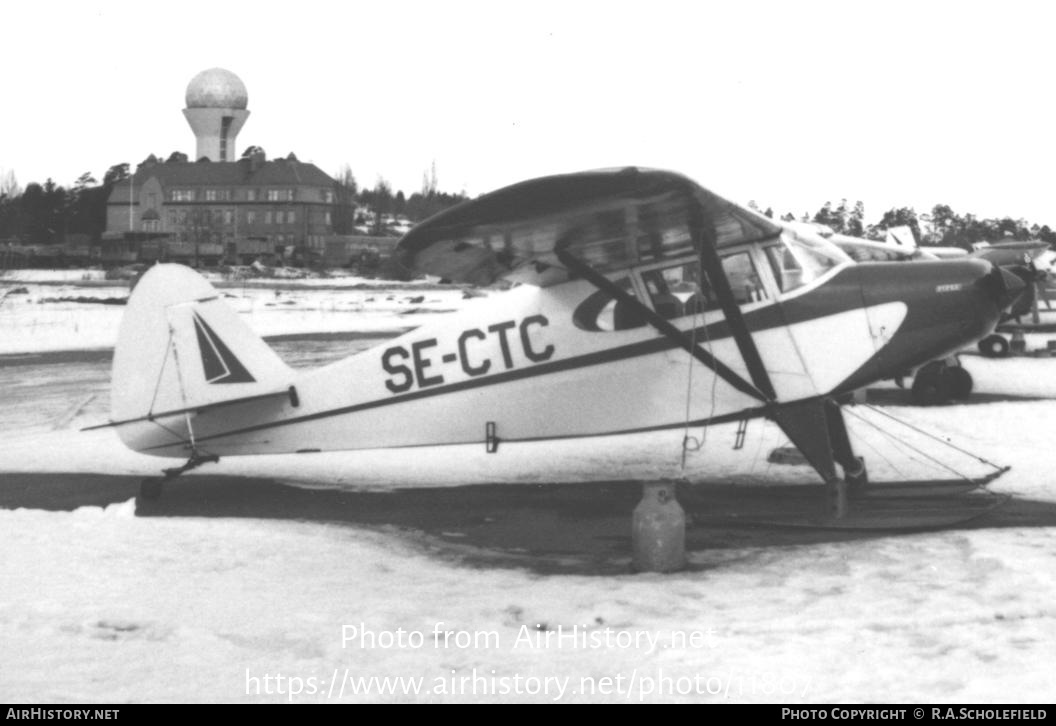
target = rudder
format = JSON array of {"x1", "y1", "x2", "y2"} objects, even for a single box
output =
[{"x1": 111, "y1": 264, "x2": 293, "y2": 438}]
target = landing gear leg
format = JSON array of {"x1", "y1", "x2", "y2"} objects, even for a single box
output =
[
  {"x1": 826, "y1": 400, "x2": 869, "y2": 501},
  {"x1": 771, "y1": 397, "x2": 869, "y2": 522},
  {"x1": 826, "y1": 477, "x2": 849, "y2": 520},
  {"x1": 139, "y1": 451, "x2": 219, "y2": 500}
]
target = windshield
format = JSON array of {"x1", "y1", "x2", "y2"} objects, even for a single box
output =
[{"x1": 764, "y1": 233, "x2": 849, "y2": 293}]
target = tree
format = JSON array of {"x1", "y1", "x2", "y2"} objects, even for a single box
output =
[
  {"x1": 332, "y1": 164, "x2": 358, "y2": 234},
  {"x1": 166, "y1": 151, "x2": 189, "y2": 164},
  {"x1": 241, "y1": 146, "x2": 265, "y2": 158},
  {"x1": 371, "y1": 177, "x2": 394, "y2": 234},
  {"x1": 103, "y1": 163, "x2": 130, "y2": 187},
  {"x1": 812, "y1": 201, "x2": 836, "y2": 231},
  {"x1": 0, "y1": 169, "x2": 20, "y2": 199},
  {"x1": 335, "y1": 164, "x2": 357, "y2": 196},
  {"x1": 873, "y1": 207, "x2": 921, "y2": 244},
  {"x1": 846, "y1": 201, "x2": 865, "y2": 237},
  {"x1": 0, "y1": 170, "x2": 22, "y2": 241},
  {"x1": 929, "y1": 204, "x2": 956, "y2": 244},
  {"x1": 20, "y1": 182, "x2": 50, "y2": 244},
  {"x1": 421, "y1": 160, "x2": 439, "y2": 196}
]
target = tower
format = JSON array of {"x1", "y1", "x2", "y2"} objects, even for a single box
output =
[{"x1": 182, "y1": 68, "x2": 250, "y2": 162}]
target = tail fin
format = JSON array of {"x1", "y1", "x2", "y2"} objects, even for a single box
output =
[{"x1": 111, "y1": 264, "x2": 293, "y2": 429}]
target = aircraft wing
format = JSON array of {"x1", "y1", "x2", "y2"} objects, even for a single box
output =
[{"x1": 396, "y1": 167, "x2": 784, "y2": 286}]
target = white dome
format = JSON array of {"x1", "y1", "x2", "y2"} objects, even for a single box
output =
[{"x1": 185, "y1": 68, "x2": 248, "y2": 109}]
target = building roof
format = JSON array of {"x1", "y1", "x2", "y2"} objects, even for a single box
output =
[{"x1": 108, "y1": 158, "x2": 335, "y2": 203}]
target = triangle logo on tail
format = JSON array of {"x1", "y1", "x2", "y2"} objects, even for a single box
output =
[{"x1": 193, "y1": 313, "x2": 256, "y2": 384}]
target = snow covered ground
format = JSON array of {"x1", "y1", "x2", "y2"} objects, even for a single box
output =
[
  {"x1": 0, "y1": 272, "x2": 469, "y2": 354},
  {"x1": 2, "y1": 272, "x2": 1056, "y2": 703}
]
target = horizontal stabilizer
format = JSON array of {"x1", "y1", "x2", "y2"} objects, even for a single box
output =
[{"x1": 84, "y1": 386, "x2": 299, "y2": 431}]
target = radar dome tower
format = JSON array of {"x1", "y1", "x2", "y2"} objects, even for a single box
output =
[{"x1": 182, "y1": 68, "x2": 250, "y2": 162}]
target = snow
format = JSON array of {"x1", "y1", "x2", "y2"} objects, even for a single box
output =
[
  {"x1": 0, "y1": 276, "x2": 470, "y2": 354},
  {"x1": 2, "y1": 274, "x2": 1056, "y2": 703}
]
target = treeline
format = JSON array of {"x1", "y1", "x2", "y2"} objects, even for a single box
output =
[
  {"x1": 331, "y1": 162, "x2": 467, "y2": 236},
  {"x1": 6, "y1": 157, "x2": 1052, "y2": 251},
  {"x1": 0, "y1": 170, "x2": 121, "y2": 245},
  {"x1": 0, "y1": 155, "x2": 469, "y2": 246},
  {"x1": 752, "y1": 198, "x2": 1056, "y2": 249}
]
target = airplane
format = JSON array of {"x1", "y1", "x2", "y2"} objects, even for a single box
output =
[
  {"x1": 88, "y1": 167, "x2": 1024, "y2": 521},
  {"x1": 796, "y1": 224, "x2": 1054, "y2": 401},
  {"x1": 967, "y1": 240, "x2": 1054, "y2": 356}
]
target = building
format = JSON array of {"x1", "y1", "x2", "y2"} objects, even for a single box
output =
[
  {"x1": 105, "y1": 151, "x2": 339, "y2": 265},
  {"x1": 103, "y1": 67, "x2": 353, "y2": 267}
]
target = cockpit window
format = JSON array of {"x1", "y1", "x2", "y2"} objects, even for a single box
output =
[
  {"x1": 721, "y1": 252, "x2": 769, "y2": 304},
  {"x1": 763, "y1": 234, "x2": 848, "y2": 293},
  {"x1": 763, "y1": 244, "x2": 803, "y2": 292},
  {"x1": 640, "y1": 262, "x2": 716, "y2": 319},
  {"x1": 572, "y1": 277, "x2": 648, "y2": 331}
]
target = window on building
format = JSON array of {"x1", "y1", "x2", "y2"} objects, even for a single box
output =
[
  {"x1": 265, "y1": 211, "x2": 273, "y2": 225},
  {"x1": 171, "y1": 189, "x2": 195, "y2": 202},
  {"x1": 224, "y1": 210, "x2": 233, "y2": 225},
  {"x1": 247, "y1": 189, "x2": 256, "y2": 202},
  {"x1": 219, "y1": 117, "x2": 232, "y2": 161},
  {"x1": 205, "y1": 190, "x2": 217, "y2": 201},
  {"x1": 247, "y1": 211, "x2": 256, "y2": 225},
  {"x1": 266, "y1": 189, "x2": 295, "y2": 202},
  {"x1": 168, "y1": 210, "x2": 177, "y2": 227},
  {"x1": 324, "y1": 190, "x2": 334, "y2": 204},
  {"x1": 325, "y1": 211, "x2": 331, "y2": 226},
  {"x1": 287, "y1": 210, "x2": 296, "y2": 224}
]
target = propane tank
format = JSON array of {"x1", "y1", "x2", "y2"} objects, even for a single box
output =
[{"x1": 632, "y1": 481, "x2": 686, "y2": 573}]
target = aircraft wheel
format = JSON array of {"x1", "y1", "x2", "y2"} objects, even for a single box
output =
[
  {"x1": 911, "y1": 362, "x2": 951, "y2": 406},
  {"x1": 978, "y1": 334, "x2": 1010, "y2": 358},
  {"x1": 139, "y1": 478, "x2": 164, "y2": 500},
  {"x1": 944, "y1": 366, "x2": 973, "y2": 400},
  {"x1": 845, "y1": 456, "x2": 868, "y2": 495}
]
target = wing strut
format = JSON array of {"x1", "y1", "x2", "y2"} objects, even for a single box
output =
[
  {"x1": 688, "y1": 198, "x2": 778, "y2": 402},
  {"x1": 554, "y1": 245, "x2": 768, "y2": 404}
]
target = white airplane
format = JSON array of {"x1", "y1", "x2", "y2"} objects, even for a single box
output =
[{"x1": 90, "y1": 168, "x2": 1023, "y2": 516}]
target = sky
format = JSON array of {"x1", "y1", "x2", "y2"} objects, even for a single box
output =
[{"x1": 2, "y1": 0, "x2": 1055, "y2": 226}]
